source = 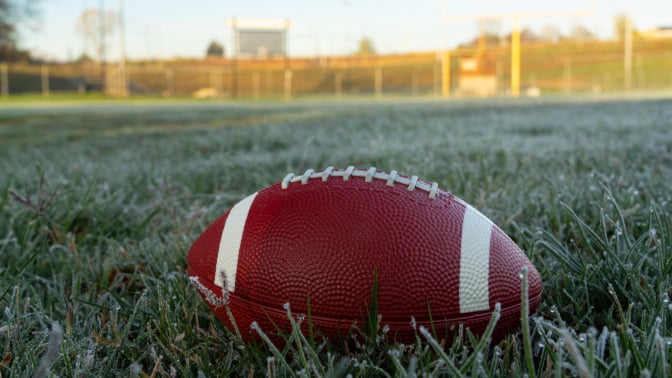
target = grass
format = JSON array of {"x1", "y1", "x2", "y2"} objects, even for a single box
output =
[{"x1": 1, "y1": 96, "x2": 672, "y2": 376}]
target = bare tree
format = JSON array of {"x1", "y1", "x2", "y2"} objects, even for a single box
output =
[
  {"x1": 0, "y1": 0, "x2": 13, "y2": 49},
  {"x1": 540, "y1": 25, "x2": 563, "y2": 43},
  {"x1": 570, "y1": 25, "x2": 596, "y2": 42},
  {"x1": 76, "y1": 8, "x2": 117, "y2": 63},
  {"x1": 355, "y1": 37, "x2": 375, "y2": 56},
  {"x1": 0, "y1": 0, "x2": 41, "y2": 61}
]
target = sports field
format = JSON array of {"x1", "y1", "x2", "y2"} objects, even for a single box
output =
[{"x1": 1, "y1": 96, "x2": 671, "y2": 376}]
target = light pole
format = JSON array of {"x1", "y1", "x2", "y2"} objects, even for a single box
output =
[
  {"x1": 118, "y1": 0, "x2": 128, "y2": 96},
  {"x1": 623, "y1": 2, "x2": 633, "y2": 91}
]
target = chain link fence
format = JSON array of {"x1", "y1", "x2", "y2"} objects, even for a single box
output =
[{"x1": 1, "y1": 41, "x2": 671, "y2": 99}]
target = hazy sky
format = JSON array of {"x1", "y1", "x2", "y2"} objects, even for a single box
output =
[{"x1": 19, "y1": 0, "x2": 672, "y2": 61}]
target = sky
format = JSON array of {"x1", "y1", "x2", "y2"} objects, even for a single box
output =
[{"x1": 18, "y1": 0, "x2": 672, "y2": 62}]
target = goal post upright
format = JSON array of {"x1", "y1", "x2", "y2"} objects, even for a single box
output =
[
  {"x1": 441, "y1": 2, "x2": 594, "y2": 97},
  {"x1": 441, "y1": 51, "x2": 451, "y2": 97},
  {"x1": 511, "y1": 17, "x2": 520, "y2": 97}
]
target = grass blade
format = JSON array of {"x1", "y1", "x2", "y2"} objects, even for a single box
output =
[{"x1": 520, "y1": 266, "x2": 536, "y2": 378}]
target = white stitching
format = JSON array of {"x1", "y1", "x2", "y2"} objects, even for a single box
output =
[
  {"x1": 301, "y1": 169, "x2": 315, "y2": 184},
  {"x1": 322, "y1": 166, "x2": 334, "y2": 181},
  {"x1": 365, "y1": 167, "x2": 376, "y2": 182},
  {"x1": 189, "y1": 276, "x2": 229, "y2": 307},
  {"x1": 386, "y1": 170, "x2": 398, "y2": 186},
  {"x1": 407, "y1": 175, "x2": 418, "y2": 191},
  {"x1": 281, "y1": 173, "x2": 295, "y2": 189},
  {"x1": 429, "y1": 182, "x2": 439, "y2": 199},
  {"x1": 343, "y1": 166, "x2": 355, "y2": 181},
  {"x1": 281, "y1": 167, "x2": 441, "y2": 200}
]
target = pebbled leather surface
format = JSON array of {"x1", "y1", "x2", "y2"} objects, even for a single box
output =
[{"x1": 187, "y1": 172, "x2": 542, "y2": 342}]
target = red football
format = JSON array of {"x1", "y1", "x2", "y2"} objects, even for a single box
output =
[{"x1": 187, "y1": 167, "x2": 542, "y2": 343}]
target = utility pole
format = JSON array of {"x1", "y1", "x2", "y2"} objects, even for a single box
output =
[
  {"x1": 99, "y1": 0, "x2": 105, "y2": 64},
  {"x1": 118, "y1": 0, "x2": 128, "y2": 96},
  {"x1": 1, "y1": 64, "x2": 8, "y2": 97},
  {"x1": 99, "y1": 0, "x2": 106, "y2": 89},
  {"x1": 623, "y1": 2, "x2": 633, "y2": 91}
]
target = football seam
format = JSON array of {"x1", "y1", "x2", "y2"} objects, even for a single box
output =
[
  {"x1": 281, "y1": 166, "x2": 440, "y2": 199},
  {"x1": 224, "y1": 290, "x2": 538, "y2": 327}
]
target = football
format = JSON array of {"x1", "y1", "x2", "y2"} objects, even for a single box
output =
[{"x1": 187, "y1": 166, "x2": 542, "y2": 343}]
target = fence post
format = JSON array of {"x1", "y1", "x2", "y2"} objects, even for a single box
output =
[
  {"x1": 165, "y1": 68, "x2": 174, "y2": 96},
  {"x1": 252, "y1": 72, "x2": 260, "y2": 99},
  {"x1": 283, "y1": 69, "x2": 292, "y2": 101},
  {"x1": 433, "y1": 60, "x2": 439, "y2": 96},
  {"x1": 265, "y1": 70, "x2": 272, "y2": 97},
  {"x1": 636, "y1": 54, "x2": 644, "y2": 89},
  {"x1": 495, "y1": 61, "x2": 502, "y2": 94},
  {"x1": 209, "y1": 70, "x2": 222, "y2": 95},
  {"x1": 335, "y1": 71, "x2": 342, "y2": 99},
  {"x1": 374, "y1": 66, "x2": 382, "y2": 99},
  {"x1": 1, "y1": 64, "x2": 8, "y2": 97},
  {"x1": 411, "y1": 70, "x2": 418, "y2": 96},
  {"x1": 529, "y1": 73, "x2": 537, "y2": 91},
  {"x1": 41, "y1": 65, "x2": 50, "y2": 98},
  {"x1": 563, "y1": 58, "x2": 572, "y2": 94}
]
